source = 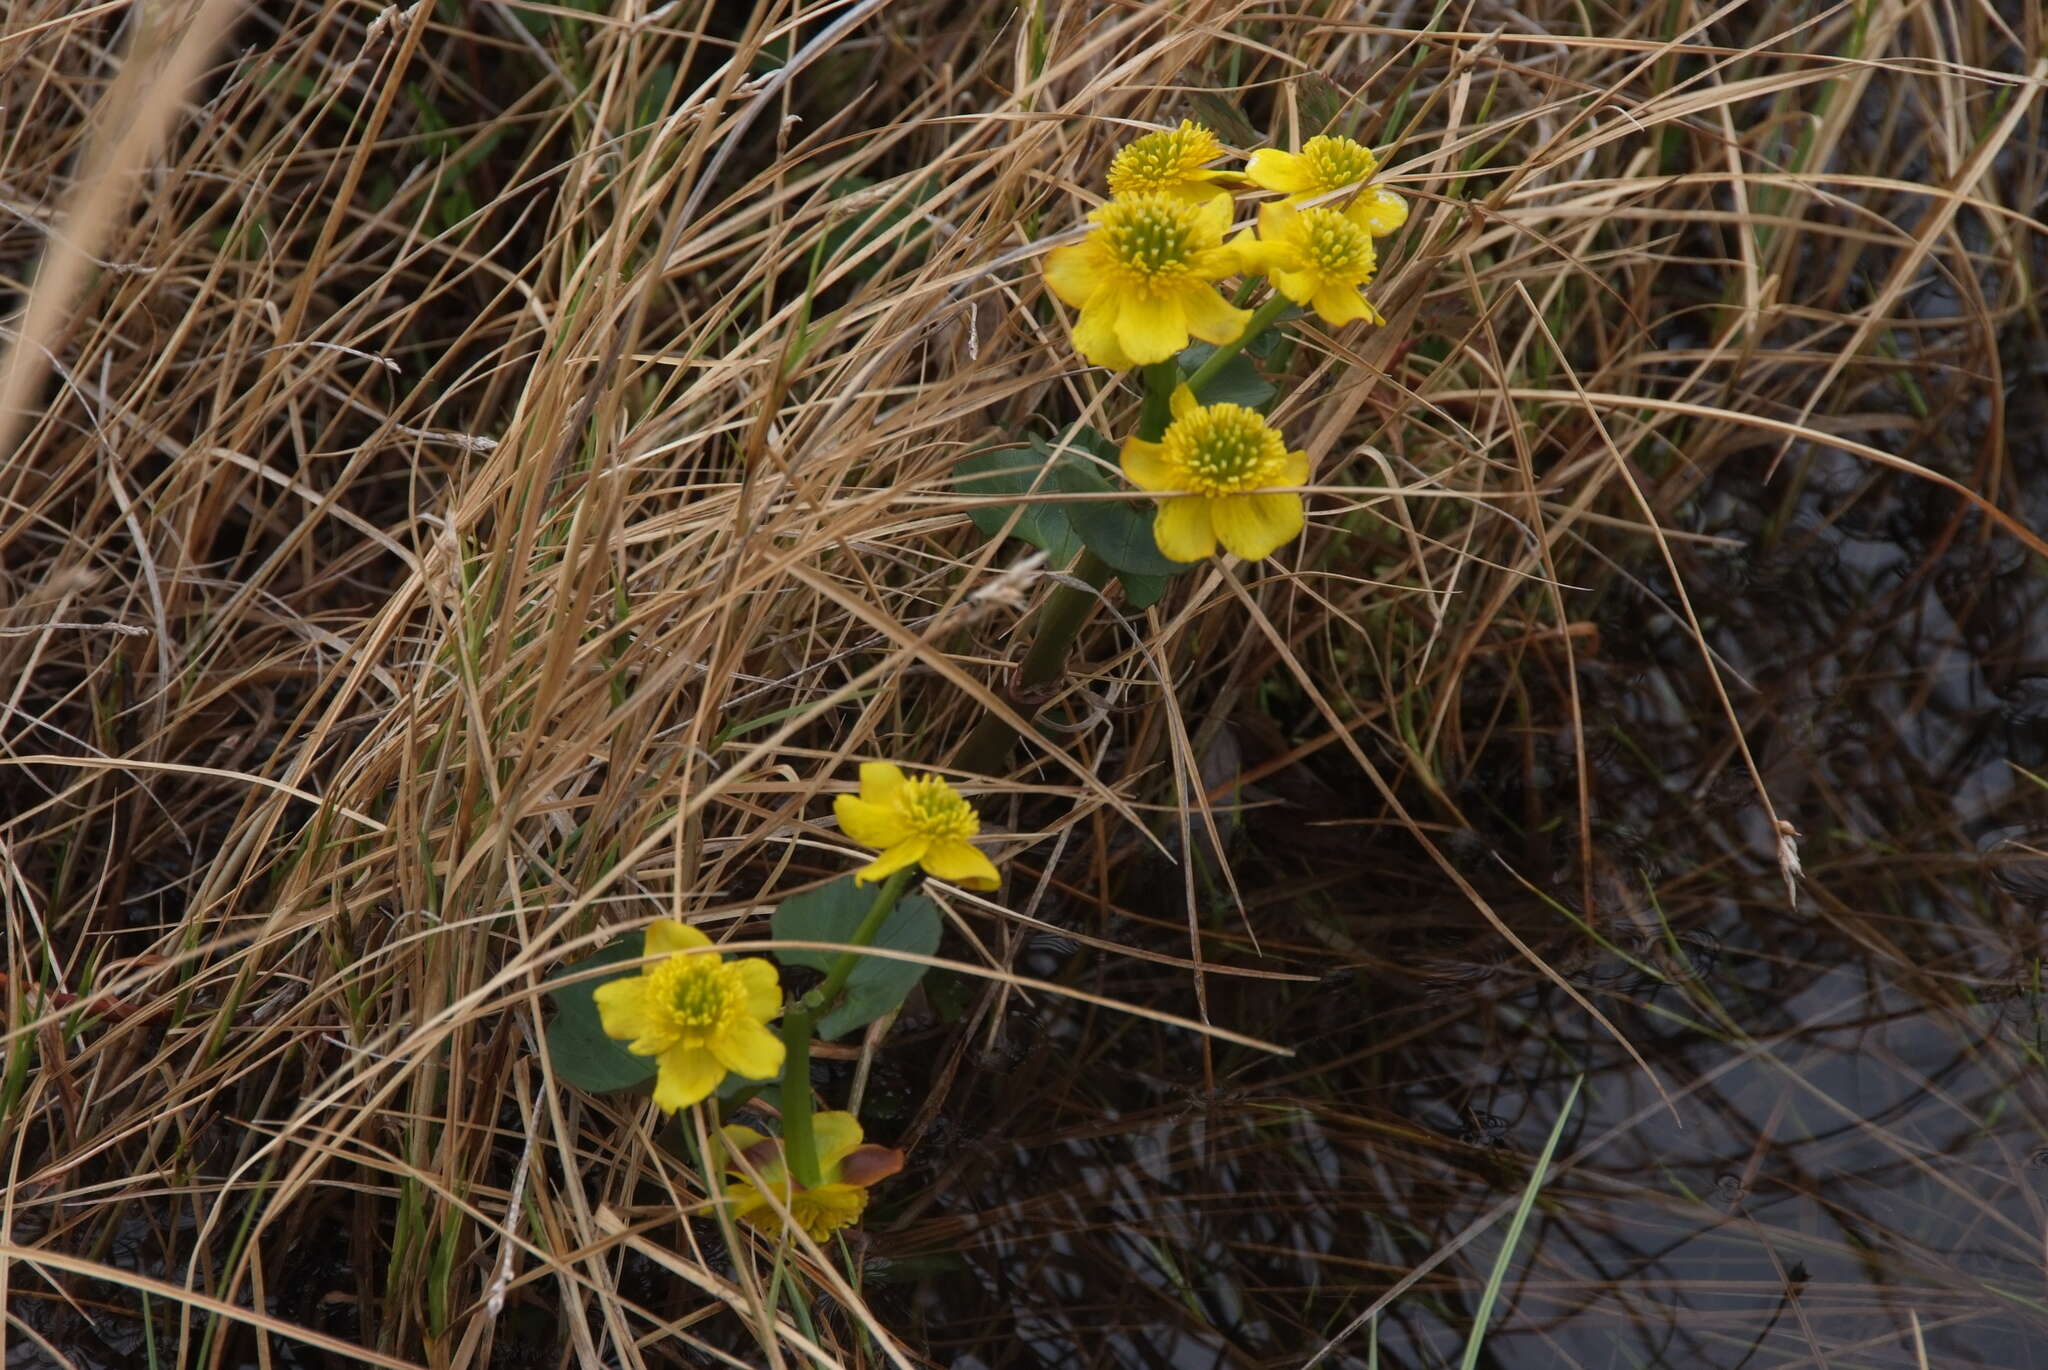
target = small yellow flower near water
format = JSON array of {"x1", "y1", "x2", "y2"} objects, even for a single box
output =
[
  {"x1": 593, "y1": 921, "x2": 784, "y2": 1113},
  {"x1": 1106, "y1": 120, "x2": 1235, "y2": 204},
  {"x1": 1122, "y1": 384, "x2": 1308, "y2": 562},
  {"x1": 835, "y1": 763, "x2": 1000, "y2": 890},
  {"x1": 1042, "y1": 192, "x2": 1250, "y2": 369},
  {"x1": 1245, "y1": 134, "x2": 1408, "y2": 235},
  {"x1": 720, "y1": 1111, "x2": 905, "y2": 1243},
  {"x1": 1235, "y1": 200, "x2": 1387, "y2": 327}
]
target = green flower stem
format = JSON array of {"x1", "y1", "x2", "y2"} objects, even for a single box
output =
[
  {"x1": 776, "y1": 866, "x2": 915, "y2": 1188},
  {"x1": 1186, "y1": 293, "x2": 1292, "y2": 398},
  {"x1": 951, "y1": 365, "x2": 1181, "y2": 778}
]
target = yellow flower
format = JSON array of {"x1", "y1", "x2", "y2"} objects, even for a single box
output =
[
  {"x1": 1121, "y1": 384, "x2": 1308, "y2": 562},
  {"x1": 1042, "y1": 192, "x2": 1250, "y2": 369},
  {"x1": 834, "y1": 763, "x2": 1000, "y2": 890},
  {"x1": 1106, "y1": 120, "x2": 1234, "y2": 204},
  {"x1": 1245, "y1": 134, "x2": 1408, "y2": 235},
  {"x1": 1235, "y1": 200, "x2": 1385, "y2": 327},
  {"x1": 720, "y1": 1111, "x2": 905, "y2": 1243},
  {"x1": 593, "y1": 921, "x2": 784, "y2": 1112}
]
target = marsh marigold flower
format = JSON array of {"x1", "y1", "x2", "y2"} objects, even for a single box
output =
[
  {"x1": 593, "y1": 921, "x2": 784, "y2": 1112},
  {"x1": 835, "y1": 763, "x2": 1000, "y2": 890},
  {"x1": 1043, "y1": 192, "x2": 1249, "y2": 369},
  {"x1": 1122, "y1": 384, "x2": 1308, "y2": 562},
  {"x1": 720, "y1": 1111, "x2": 904, "y2": 1243},
  {"x1": 1236, "y1": 200, "x2": 1388, "y2": 327},
  {"x1": 1106, "y1": 120, "x2": 1234, "y2": 204},
  {"x1": 1245, "y1": 134, "x2": 1408, "y2": 236}
]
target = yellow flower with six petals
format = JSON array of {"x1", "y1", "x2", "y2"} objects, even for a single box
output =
[
  {"x1": 1106, "y1": 120, "x2": 1235, "y2": 204},
  {"x1": 1245, "y1": 134, "x2": 1409, "y2": 236},
  {"x1": 1121, "y1": 384, "x2": 1308, "y2": 562},
  {"x1": 1043, "y1": 192, "x2": 1249, "y2": 369},
  {"x1": 834, "y1": 762, "x2": 1000, "y2": 890},
  {"x1": 720, "y1": 1111, "x2": 905, "y2": 1243},
  {"x1": 1235, "y1": 199, "x2": 1387, "y2": 327},
  {"x1": 593, "y1": 920, "x2": 784, "y2": 1112}
]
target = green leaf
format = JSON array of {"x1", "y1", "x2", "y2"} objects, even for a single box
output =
[
  {"x1": 543, "y1": 940, "x2": 655, "y2": 1093},
  {"x1": 1297, "y1": 73, "x2": 1357, "y2": 137},
  {"x1": 1187, "y1": 91, "x2": 1259, "y2": 146},
  {"x1": 772, "y1": 877, "x2": 941, "y2": 1041},
  {"x1": 1051, "y1": 452, "x2": 1190, "y2": 579},
  {"x1": 1178, "y1": 342, "x2": 1277, "y2": 409},
  {"x1": 1120, "y1": 573, "x2": 1168, "y2": 609},
  {"x1": 954, "y1": 448, "x2": 1081, "y2": 564}
]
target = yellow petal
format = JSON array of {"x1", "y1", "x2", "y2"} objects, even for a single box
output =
[
  {"x1": 1210, "y1": 491, "x2": 1304, "y2": 561},
  {"x1": 721, "y1": 1123, "x2": 769, "y2": 1154},
  {"x1": 1153, "y1": 496, "x2": 1216, "y2": 562},
  {"x1": 1350, "y1": 188, "x2": 1409, "y2": 237},
  {"x1": 1310, "y1": 283, "x2": 1380, "y2": 326},
  {"x1": 1256, "y1": 199, "x2": 1302, "y2": 243},
  {"x1": 1070, "y1": 299, "x2": 1136, "y2": 369},
  {"x1": 1245, "y1": 148, "x2": 1310, "y2": 193},
  {"x1": 652, "y1": 1044, "x2": 724, "y2": 1111},
  {"x1": 812, "y1": 1111, "x2": 866, "y2": 1176},
  {"x1": 1165, "y1": 180, "x2": 1233, "y2": 207},
  {"x1": 836, "y1": 794, "x2": 913, "y2": 850},
  {"x1": 1271, "y1": 268, "x2": 1318, "y2": 305},
  {"x1": 854, "y1": 836, "x2": 930, "y2": 884},
  {"x1": 724, "y1": 1179, "x2": 776, "y2": 1224},
  {"x1": 1113, "y1": 290, "x2": 1189, "y2": 365},
  {"x1": 1121, "y1": 437, "x2": 1178, "y2": 493},
  {"x1": 1230, "y1": 236, "x2": 1279, "y2": 278},
  {"x1": 857, "y1": 761, "x2": 907, "y2": 803},
  {"x1": 1191, "y1": 190, "x2": 1233, "y2": 244},
  {"x1": 1042, "y1": 241, "x2": 1104, "y2": 307},
  {"x1": 1279, "y1": 448, "x2": 1310, "y2": 486},
  {"x1": 1176, "y1": 283, "x2": 1252, "y2": 346},
  {"x1": 646, "y1": 919, "x2": 710, "y2": 957},
  {"x1": 709, "y1": 1017, "x2": 785, "y2": 1080},
  {"x1": 837, "y1": 1144, "x2": 906, "y2": 1188},
  {"x1": 1169, "y1": 384, "x2": 1198, "y2": 422},
  {"x1": 593, "y1": 976, "x2": 659, "y2": 1049},
  {"x1": 922, "y1": 838, "x2": 1000, "y2": 891},
  {"x1": 734, "y1": 956, "x2": 782, "y2": 1021},
  {"x1": 792, "y1": 1184, "x2": 868, "y2": 1241}
]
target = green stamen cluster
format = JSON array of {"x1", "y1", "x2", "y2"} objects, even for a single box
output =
[
  {"x1": 1298, "y1": 208, "x2": 1375, "y2": 275},
  {"x1": 900, "y1": 776, "x2": 979, "y2": 839},
  {"x1": 1299, "y1": 135, "x2": 1379, "y2": 194},
  {"x1": 1097, "y1": 196, "x2": 1200, "y2": 282},
  {"x1": 1107, "y1": 122, "x2": 1224, "y2": 197},
  {"x1": 1164, "y1": 404, "x2": 1291, "y2": 496}
]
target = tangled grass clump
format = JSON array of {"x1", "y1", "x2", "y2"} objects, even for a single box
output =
[{"x1": 3, "y1": 0, "x2": 2046, "y2": 1366}]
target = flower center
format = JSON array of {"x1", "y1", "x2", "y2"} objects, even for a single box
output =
[
  {"x1": 1163, "y1": 404, "x2": 1291, "y2": 496},
  {"x1": 899, "y1": 776, "x2": 979, "y2": 841},
  {"x1": 1107, "y1": 121, "x2": 1222, "y2": 196},
  {"x1": 1299, "y1": 134, "x2": 1379, "y2": 195},
  {"x1": 1296, "y1": 207, "x2": 1375, "y2": 278},
  {"x1": 647, "y1": 954, "x2": 743, "y2": 1040},
  {"x1": 1096, "y1": 195, "x2": 1202, "y2": 287}
]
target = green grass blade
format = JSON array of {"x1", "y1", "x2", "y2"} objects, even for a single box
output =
[{"x1": 1458, "y1": 1075, "x2": 1582, "y2": 1370}]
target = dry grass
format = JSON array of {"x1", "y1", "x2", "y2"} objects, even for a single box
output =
[{"x1": 2, "y1": 0, "x2": 2044, "y2": 1365}]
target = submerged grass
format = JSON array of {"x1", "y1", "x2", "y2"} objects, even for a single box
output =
[{"x1": 2, "y1": 0, "x2": 2045, "y2": 1366}]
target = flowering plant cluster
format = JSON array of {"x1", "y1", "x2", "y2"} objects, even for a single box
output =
[
  {"x1": 546, "y1": 765, "x2": 999, "y2": 1248},
  {"x1": 1014, "y1": 122, "x2": 1411, "y2": 566}
]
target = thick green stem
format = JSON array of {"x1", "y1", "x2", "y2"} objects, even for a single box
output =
[
  {"x1": 775, "y1": 866, "x2": 916, "y2": 1188},
  {"x1": 1185, "y1": 293, "x2": 1292, "y2": 398}
]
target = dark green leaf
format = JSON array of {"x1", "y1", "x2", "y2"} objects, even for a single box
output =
[
  {"x1": 955, "y1": 448, "x2": 1082, "y2": 564},
  {"x1": 544, "y1": 940, "x2": 656, "y2": 1093},
  {"x1": 773, "y1": 877, "x2": 941, "y2": 1041},
  {"x1": 1177, "y1": 343, "x2": 1277, "y2": 410},
  {"x1": 1120, "y1": 573, "x2": 1168, "y2": 609},
  {"x1": 1187, "y1": 91, "x2": 1259, "y2": 147},
  {"x1": 1051, "y1": 453, "x2": 1191, "y2": 579},
  {"x1": 1297, "y1": 74, "x2": 1356, "y2": 137}
]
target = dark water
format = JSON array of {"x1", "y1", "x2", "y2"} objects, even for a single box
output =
[{"x1": 879, "y1": 349, "x2": 2048, "y2": 1367}]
